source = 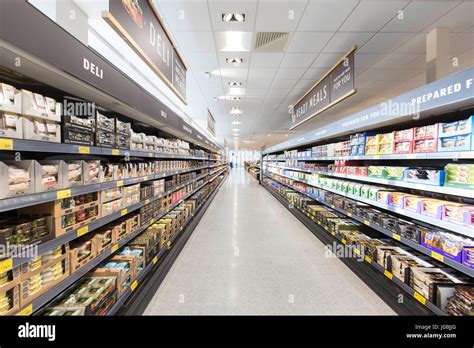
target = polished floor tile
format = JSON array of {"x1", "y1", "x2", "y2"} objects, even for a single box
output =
[{"x1": 144, "y1": 167, "x2": 395, "y2": 315}]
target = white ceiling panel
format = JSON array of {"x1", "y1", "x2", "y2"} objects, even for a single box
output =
[
  {"x1": 287, "y1": 32, "x2": 333, "y2": 53},
  {"x1": 323, "y1": 32, "x2": 374, "y2": 53},
  {"x1": 246, "y1": 78, "x2": 273, "y2": 89},
  {"x1": 292, "y1": 79, "x2": 314, "y2": 90},
  {"x1": 157, "y1": 0, "x2": 212, "y2": 31},
  {"x1": 188, "y1": 52, "x2": 219, "y2": 68},
  {"x1": 450, "y1": 32, "x2": 474, "y2": 56},
  {"x1": 301, "y1": 68, "x2": 326, "y2": 81},
  {"x1": 358, "y1": 33, "x2": 414, "y2": 53},
  {"x1": 290, "y1": 87, "x2": 310, "y2": 97},
  {"x1": 372, "y1": 53, "x2": 422, "y2": 69},
  {"x1": 382, "y1": 1, "x2": 458, "y2": 33},
  {"x1": 297, "y1": 0, "x2": 358, "y2": 31},
  {"x1": 311, "y1": 53, "x2": 344, "y2": 68},
  {"x1": 208, "y1": 0, "x2": 257, "y2": 31},
  {"x1": 426, "y1": 2, "x2": 474, "y2": 33},
  {"x1": 266, "y1": 88, "x2": 292, "y2": 97},
  {"x1": 274, "y1": 68, "x2": 307, "y2": 80},
  {"x1": 271, "y1": 78, "x2": 299, "y2": 89},
  {"x1": 173, "y1": 31, "x2": 216, "y2": 52},
  {"x1": 340, "y1": 1, "x2": 408, "y2": 32},
  {"x1": 354, "y1": 53, "x2": 386, "y2": 69},
  {"x1": 255, "y1": 0, "x2": 307, "y2": 32},
  {"x1": 245, "y1": 88, "x2": 268, "y2": 97},
  {"x1": 248, "y1": 67, "x2": 278, "y2": 80},
  {"x1": 250, "y1": 53, "x2": 284, "y2": 67},
  {"x1": 279, "y1": 53, "x2": 316, "y2": 68},
  {"x1": 218, "y1": 68, "x2": 249, "y2": 80},
  {"x1": 393, "y1": 33, "x2": 426, "y2": 54},
  {"x1": 214, "y1": 31, "x2": 253, "y2": 51}
]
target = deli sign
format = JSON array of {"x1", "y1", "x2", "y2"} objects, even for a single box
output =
[
  {"x1": 103, "y1": 0, "x2": 187, "y2": 102},
  {"x1": 290, "y1": 47, "x2": 356, "y2": 129}
]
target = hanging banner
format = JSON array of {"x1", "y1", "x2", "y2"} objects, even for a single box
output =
[
  {"x1": 103, "y1": 0, "x2": 187, "y2": 102},
  {"x1": 207, "y1": 109, "x2": 216, "y2": 136},
  {"x1": 290, "y1": 46, "x2": 357, "y2": 129}
]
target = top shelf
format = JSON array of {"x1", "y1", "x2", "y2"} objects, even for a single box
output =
[
  {"x1": 0, "y1": 138, "x2": 210, "y2": 160},
  {"x1": 264, "y1": 151, "x2": 474, "y2": 162}
]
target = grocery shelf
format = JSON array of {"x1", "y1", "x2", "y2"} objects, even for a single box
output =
[
  {"x1": 0, "y1": 165, "x2": 210, "y2": 212},
  {"x1": 263, "y1": 182, "x2": 446, "y2": 316},
  {"x1": 0, "y1": 138, "x2": 210, "y2": 160},
  {"x1": 20, "y1": 173, "x2": 227, "y2": 316},
  {"x1": 107, "y1": 173, "x2": 228, "y2": 315},
  {"x1": 265, "y1": 164, "x2": 474, "y2": 199},
  {"x1": 265, "y1": 170, "x2": 474, "y2": 238},
  {"x1": 263, "y1": 151, "x2": 474, "y2": 161},
  {"x1": 263, "y1": 174, "x2": 474, "y2": 277},
  {"x1": 7, "y1": 173, "x2": 210, "y2": 268}
]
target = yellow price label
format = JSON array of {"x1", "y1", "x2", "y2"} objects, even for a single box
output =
[
  {"x1": 16, "y1": 304, "x2": 33, "y2": 316},
  {"x1": 413, "y1": 292, "x2": 426, "y2": 305},
  {"x1": 112, "y1": 149, "x2": 120, "y2": 155},
  {"x1": 317, "y1": 221, "x2": 321, "y2": 225},
  {"x1": 116, "y1": 180, "x2": 124, "y2": 187},
  {"x1": 354, "y1": 248, "x2": 360, "y2": 255},
  {"x1": 324, "y1": 226, "x2": 328, "y2": 231},
  {"x1": 148, "y1": 152, "x2": 153, "y2": 157},
  {"x1": 331, "y1": 231, "x2": 336, "y2": 236},
  {"x1": 0, "y1": 258, "x2": 13, "y2": 273},
  {"x1": 363, "y1": 220, "x2": 370, "y2": 226},
  {"x1": 384, "y1": 270, "x2": 393, "y2": 280},
  {"x1": 143, "y1": 176, "x2": 148, "y2": 181},
  {"x1": 77, "y1": 226, "x2": 89, "y2": 237},
  {"x1": 365, "y1": 256, "x2": 372, "y2": 264},
  {"x1": 431, "y1": 251, "x2": 444, "y2": 262},
  {"x1": 130, "y1": 280, "x2": 138, "y2": 292},
  {"x1": 78, "y1": 146, "x2": 90, "y2": 154},
  {"x1": 111, "y1": 244, "x2": 119, "y2": 253},
  {"x1": 167, "y1": 241, "x2": 171, "y2": 248},
  {"x1": 180, "y1": 226, "x2": 183, "y2": 231},
  {"x1": 0, "y1": 138, "x2": 14, "y2": 150},
  {"x1": 342, "y1": 239, "x2": 347, "y2": 245},
  {"x1": 56, "y1": 189, "x2": 71, "y2": 200},
  {"x1": 120, "y1": 209, "x2": 128, "y2": 216},
  {"x1": 152, "y1": 256, "x2": 158, "y2": 264},
  {"x1": 392, "y1": 233, "x2": 401, "y2": 241},
  {"x1": 347, "y1": 212, "x2": 352, "y2": 217},
  {"x1": 145, "y1": 199, "x2": 150, "y2": 205},
  {"x1": 331, "y1": 205, "x2": 335, "y2": 209}
]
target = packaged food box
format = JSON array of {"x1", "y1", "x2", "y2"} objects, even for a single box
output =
[
  {"x1": 438, "y1": 116, "x2": 474, "y2": 138},
  {"x1": 0, "y1": 160, "x2": 35, "y2": 199},
  {"x1": 421, "y1": 229, "x2": 474, "y2": 264},
  {"x1": 442, "y1": 203, "x2": 474, "y2": 226},
  {"x1": 420, "y1": 198, "x2": 444, "y2": 219},
  {"x1": 438, "y1": 134, "x2": 472, "y2": 152},
  {"x1": 404, "y1": 167, "x2": 445, "y2": 186},
  {"x1": 404, "y1": 194, "x2": 423, "y2": 213},
  {"x1": 444, "y1": 163, "x2": 474, "y2": 189}
]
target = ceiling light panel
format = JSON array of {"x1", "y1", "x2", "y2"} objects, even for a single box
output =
[
  {"x1": 215, "y1": 31, "x2": 253, "y2": 52},
  {"x1": 228, "y1": 82, "x2": 242, "y2": 86},
  {"x1": 222, "y1": 13, "x2": 246, "y2": 22},
  {"x1": 209, "y1": 1, "x2": 257, "y2": 31}
]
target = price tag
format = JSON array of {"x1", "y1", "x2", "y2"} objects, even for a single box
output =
[
  {"x1": 56, "y1": 189, "x2": 71, "y2": 200},
  {"x1": 431, "y1": 251, "x2": 444, "y2": 262},
  {"x1": 16, "y1": 304, "x2": 33, "y2": 316},
  {"x1": 406, "y1": 153, "x2": 417, "y2": 159},
  {"x1": 143, "y1": 176, "x2": 148, "y2": 181},
  {"x1": 392, "y1": 233, "x2": 401, "y2": 241},
  {"x1": 78, "y1": 146, "x2": 90, "y2": 154},
  {"x1": 373, "y1": 155, "x2": 380, "y2": 159},
  {"x1": 152, "y1": 256, "x2": 158, "y2": 264},
  {"x1": 145, "y1": 199, "x2": 150, "y2": 205},
  {"x1": 331, "y1": 205, "x2": 335, "y2": 209},
  {"x1": 148, "y1": 152, "x2": 153, "y2": 157},
  {"x1": 347, "y1": 212, "x2": 352, "y2": 217},
  {"x1": 384, "y1": 270, "x2": 393, "y2": 280},
  {"x1": 413, "y1": 292, "x2": 426, "y2": 305},
  {"x1": 111, "y1": 243, "x2": 119, "y2": 253},
  {"x1": 324, "y1": 226, "x2": 328, "y2": 231},
  {"x1": 116, "y1": 180, "x2": 124, "y2": 187},
  {"x1": 112, "y1": 149, "x2": 120, "y2": 156},
  {"x1": 0, "y1": 138, "x2": 13, "y2": 150},
  {"x1": 341, "y1": 239, "x2": 347, "y2": 245},
  {"x1": 121, "y1": 209, "x2": 128, "y2": 216},
  {"x1": 0, "y1": 258, "x2": 13, "y2": 273},
  {"x1": 364, "y1": 220, "x2": 370, "y2": 226},
  {"x1": 365, "y1": 256, "x2": 372, "y2": 264},
  {"x1": 130, "y1": 280, "x2": 138, "y2": 292},
  {"x1": 354, "y1": 248, "x2": 360, "y2": 255},
  {"x1": 77, "y1": 226, "x2": 89, "y2": 237},
  {"x1": 167, "y1": 241, "x2": 171, "y2": 248},
  {"x1": 331, "y1": 231, "x2": 336, "y2": 236}
]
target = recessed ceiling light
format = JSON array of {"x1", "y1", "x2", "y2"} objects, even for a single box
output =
[
  {"x1": 232, "y1": 128, "x2": 240, "y2": 132},
  {"x1": 232, "y1": 120, "x2": 241, "y2": 125},
  {"x1": 228, "y1": 82, "x2": 242, "y2": 87},
  {"x1": 226, "y1": 57, "x2": 243, "y2": 64},
  {"x1": 231, "y1": 107, "x2": 240, "y2": 110},
  {"x1": 267, "y1": 134, "x2": 270, "y2": 137},
  {"x1": 229, "y1": 96, "x2": 241, "y2": 101},
  {"x1": 204, "y1": 72, "x2": 211, "y2": 78},
  {"x1": 222, "y1": 13, "x2": 245, "y2": 22}
]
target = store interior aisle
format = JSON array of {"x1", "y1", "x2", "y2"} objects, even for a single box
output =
[{"x1": 144, "y1": 168, "x2": 395, "y2": 315}]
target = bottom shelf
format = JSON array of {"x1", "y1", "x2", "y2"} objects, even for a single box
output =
[{"x1": 263, "y1": 181, "x2": 441, "y2": 316}]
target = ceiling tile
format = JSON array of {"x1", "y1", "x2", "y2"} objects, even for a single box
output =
[
  {"x1": 311, "y1": 53, "x2": 343, "y2": 68},
  {"x1": 247, "y1": 78, "x2": 273, "y2": 89},
  {"x1": 426, "y1": 2, "x2": 474, "y2": 33},
  {"x1": 358, "y1": 33, "x2": 414, "y2": 53},
  {"x1": 298, "y1": 0, "x2": 358, "y2": 31},
  {"x1": 248, "y1": 67, "x2": 278, "y2": 80},
  {"x1": 450, "y1": 32, "x2": 474, "y2": 57},
  {"x1": 354, "y1": 53, "x2": 385, "y2": 69},
  {"x1": 245, "y1": 88, "x2": 268, "y2": 97},
  {"x1": 340, "y1": 1, "x2": 408, "y2": 32},
  {"x1": 214, "y1": 31, "x2": 253, "y2": 52},
  {"x1": 188, "y1": 52, "x2": 219, "y2": 68},
  {"x1": 218, "y1": 68, "x2": 249, "y2": 80},
  {"x1": 280, "y1": 53, "x2": 316, "y2": 68},
  {"x1": 323, "y1": 32, "x2": 374, "y2": 53},
  {"x1": 287, "y1": 32, "x2": 333, "y2": 53},
  {"x1": 274, "y1": 68, "x2": 307, "y2": 80},
  {"x1": 255, "y1": 0, "x2": 307, "y2": 32},
  {"x1": 173, "y1": 31, "x2": 216, "y2": 52},
  {"x1": 393, "y1": 33, "x2": 426, "y2": 54},
  {"x1": 158, "y1": 0, "x2": 212, "y2": 31},
  {"x1": 293, "y1": 79, "x2": 314, "y2": 90},
  {"x1": 301, "y1": 68, "x2": 326, "y2": 81},
  {"x1": 372, "y1": 53, "x2": 422, "y2": 69},
  {"x1": 208, "y1": 0, "x2": 258, "y2": 31},
  {"x1": 250, "y1": 53, "x2": 284, "y2": 67},
  {"x1": 271, "y1": 78, "x2": 299, "y2": 89},
  {"x1": 382, "y1": 1, "x2": 458, "y2": 33},
  {"x1": 266, "y1": 88, "x2": 292, "y2": 97}
]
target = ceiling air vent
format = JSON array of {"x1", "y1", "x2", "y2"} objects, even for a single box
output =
[{"x1": 254, "y1": 32, "x2": 290, "y2": 52}]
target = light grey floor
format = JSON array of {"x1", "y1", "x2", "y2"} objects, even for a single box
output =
[{"x1": 144, "y1": 167, "x2": 396, "y2": 315}]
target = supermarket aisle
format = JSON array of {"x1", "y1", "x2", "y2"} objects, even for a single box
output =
[{"x1": 144, "y1": 168, "x2": 395, "y2": 315}]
